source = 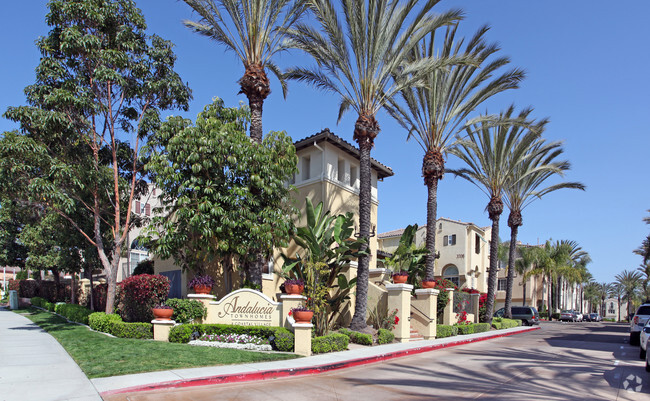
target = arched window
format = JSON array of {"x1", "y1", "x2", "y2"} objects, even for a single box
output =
[{"x1": 443, "y1": 265, "x2": 459, "y2": 287}]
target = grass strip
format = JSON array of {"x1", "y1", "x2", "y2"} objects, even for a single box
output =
[{"x1": 15, "y1": 307, "x2": 298, "y2": 378}]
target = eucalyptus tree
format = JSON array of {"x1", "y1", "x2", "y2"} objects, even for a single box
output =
[
  {"x1": 284, "y1": 0, "x2": 465, "y2": 330},
  {"x1": 615, "y1": 269, "x2": 642, "y2": 318},
  {"x1": 0, "y1": 0, "x2": 191, "y2": 313},
  {"x1": 502, "y1": 138, "x2": 585, "y2": 317},
  {"x1": 182, "y1": 0, "x2": 305, "y2": 142},
  {"x1": 448, "y1": 106, "x2": 542, "y2": 323},
  {"x1": 384, "y1": 23, "x2": 524, "y2": 279}
]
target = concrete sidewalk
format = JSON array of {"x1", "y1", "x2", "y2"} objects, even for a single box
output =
[
  {"x1": 0, "y1": 307, "x2": 102, "y2": 401},
  {"x1": 93, "y1": 325, "x2": 539, "y2": 398}
]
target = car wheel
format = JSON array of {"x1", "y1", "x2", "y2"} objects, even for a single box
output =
[
  {"x1": 641, "y1": 347, "x2": 647, "y2": 360},
  {"x1": 631, "y1": 332, "x2": 641, "y2": 346}
]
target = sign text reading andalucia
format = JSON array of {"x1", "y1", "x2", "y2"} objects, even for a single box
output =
[{"x1": 217, "y1": 295, "x2": 276, "y2": 326}]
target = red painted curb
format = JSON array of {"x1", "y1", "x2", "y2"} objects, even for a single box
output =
[{"x1": 101, "y1": 326, "x2": 540, "y2": 396}]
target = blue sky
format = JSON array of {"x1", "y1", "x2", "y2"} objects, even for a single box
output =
[{"x1": 1, "y1": 1, "x2": 649, "y2": 284}]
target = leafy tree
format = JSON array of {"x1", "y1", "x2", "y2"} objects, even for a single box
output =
[
  {"x1": 384, "y1": 22, "x2": 524, "y2": 281},
  {"x1": 144, "y1": 99, "x2": 297, "y2": 286},
  {"x1": 0, "y1": 0, "x2": 191, "y2": 313},
  {"x1": 0, "y1": 199, "x2": 31, "y2": 268},
  {"x1": 182, "y1": 0, "x2": 305, "y2": 286},
  {"x1": 449, "y1": 107, "x2": 542, "y2": 323},
  {"x1": 281, "y1": 198, "x2": 366, "y2": 336},
  {"x1": 502, "y1": 138, "x2": 585, "y2": 317},
  {"x1": 285, "y1": 0, "x2": 464, "y2": 331}
]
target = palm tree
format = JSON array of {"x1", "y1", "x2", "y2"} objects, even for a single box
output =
[
  {"x1": 609, "y1": 283, "x2": 624, "y2": 322},
  {"x1": 583, "y1": 281, "x2": 600, "y2": 314},
  {"x1": 384, "y1": 23, "x2": 524, "y2": 279},
  {"x1": 182, "y1": 0, "x2": 305, "y2": 286},
  {"x1": 515, "y1": 245, "x2": 543, "y2": 306},
  {"x1": 502, "y1": 138, "x2": 585, "y2": 317},
  {"x1": 637, "y1": 262, "x2": 650, "y2": 300},
  {"x1": 285, "y1": 0, "x2": 464, "y2": 330},
  {"x1": 449, "y1": 106, "x2": 542, "y2": 323},
  {"x1": 597, "y1": 282, "x2": 613, "y2": 317},
  {"x1": 182, "y1": 0, "x2": 305, "y2": 142},
  {"x1": 615, "y1": 269, "x2": 642, "y2": 319}
]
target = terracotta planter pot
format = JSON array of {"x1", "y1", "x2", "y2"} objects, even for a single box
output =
[
  {"x1": 392, "y1": 275, "x2": 408, "y2": 284},
  {"x1": 421, "y1": 280, "x2": 436, "y2": 289},
  {"x1": 193, "y1": 285, "x2": 212, "y2": 295},
  {"x1": 293, "y1": 310, "x2": 313, "y2": 323},
  {"x1": 284, "y1": 283, "x2": 304, "y2": 295},
  {"x1": 153, "y1": 308, "x2": 174, "y2": 321}
]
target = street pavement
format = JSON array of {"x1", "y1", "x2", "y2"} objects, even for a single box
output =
[{"x1": 0, "y1": 307, "x2": 102, "y2": 401}]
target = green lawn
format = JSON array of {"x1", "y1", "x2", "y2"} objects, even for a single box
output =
[{"x1": 15, "y1": 308, "x2": 298, "y2": 378}]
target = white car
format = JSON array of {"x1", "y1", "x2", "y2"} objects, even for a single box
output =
[
  {"x1": 641, "y1": 319, "x2": 650, "y2": 360},
  {"x1": 631, "y1": 303, "x2": 650, "y2": 346},
  {"x1": 575, "y1": 312, "x2": 584, "y2": 322}
]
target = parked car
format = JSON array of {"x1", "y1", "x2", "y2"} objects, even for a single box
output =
[
  {"x1": 631, "y1": 304, "x2": 650, "y2": 345},
  {"x1": 587, "y1": 313, "x2": 602, "y2": 322},
  {"x1": 640, "y1": 319, "x2": 650, "y2": 360},
  {"x1": 575, "y1": 312, "x2": 584, "y2": 322},
  {"x1": 560, "y1": 310, "x2": 577, "y2": 322},
  {"x1": 494, "y1": 306, "x2": 540, "y2": 326}
]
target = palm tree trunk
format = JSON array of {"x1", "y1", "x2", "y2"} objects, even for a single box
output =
[
  {"x1": 249, "y1": 98, "x2": 264, "y2": 143},
  {"x1": 504, "y1": 222, "x2": 519, "y2": 318},
  {"x1": 424, "y1": 178, "x2": 438, "y2": 278},
  {"x1": 522, "y1": 280, "x2": 527, "y2": 306},
  {"x1": 350, "y1": 139, "x2": 373, "y2": 330},
  {"x1": 483, "y1": 215, "x2": 502, "y2": 324},
  {"x1": 547, "y1": 274, "x2": 552, "y2": 319}
]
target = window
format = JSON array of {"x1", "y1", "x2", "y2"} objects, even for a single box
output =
[
  {"x1": 498, "y1": 278, "x2": 507, "y2": 291},
  {"x1": 337, "y1": 158, "x2": 346, "y2": 183},
  {"x1": 610, "y1": 302, "x2": 614, "y2": 309},
  {"x1": 444, "y1": 234, "x2": 456, "y2": 246},
  {"x1": 135, "y1": 200, "x2": 141, "y2": 214},
  {"x1": 145, "y1": 203, "x2": 151, "y2": 216},
  {"x1": 350, "y1": 165, "x2": 358, "y2": 188},
  {"x1": 302, "y1": 155, "x2": 311, "y2": 181},
  {"x1": 443, "y1": 265, "x2": 459, "y2": 287},
  {"x1": 475, "y1": 234, "x2": 481, "y2": 254}
]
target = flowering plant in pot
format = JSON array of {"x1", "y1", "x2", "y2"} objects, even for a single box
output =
[
  {"x1": 391, "y1": 270, "x2": 409, "y2": 284},
  {"x1": 152, "y1": 303, "x2": 174, "y2": 320},
  {"x1": 291, "y1": 306, "x2": 314, "y2": 323},
  {"x1": 284, "y1": 278, "x2": 305, "y2": 295},
  {"x1": 188, "y1": 275, "x2": 216, "y2": 294},
  {"x1": 421, "y1": 276, "x2": 436, "y2": 288}
]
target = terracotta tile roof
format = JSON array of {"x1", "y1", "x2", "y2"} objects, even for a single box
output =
[{"x1": 293, "y1": 129, "x2": 394, "y2": 179}]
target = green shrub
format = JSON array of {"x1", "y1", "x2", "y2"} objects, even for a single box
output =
[
  {"x1": 338, "y1": 328, "x2": 372, "y2": 345},
  {"x1": 109, "y1": 321, "x2": 153, "y2": 339},
  {"x1": 436, "y1": 324, "x2": 458, "y2": 338},
  {"x1": 472, "y1": 323, "x2": 490, "y2": 333},
  {"x1": 89, "y1": 312, "x2": 123, "y2": 333},
  {"x1": 551, "y1": 313, "x2": 560, "y2": 321},
  {"x1": 168, "y1": 323, "x2": 294, "y2": 351},
  {"x1": 492, "y1": 317, "x2": 518, "y2": 330},
  {"x1": 377, "y1": 328, "x2": 394, "y2": 344},
  {"x1": 165, "y1": 298, "x2": 207, "y2": 324},
  {"x1": 456, "y1": 324, "x2": 474, "y2": 335},
  {"x1": 31, "y1": 297, "x2": 46, "y2": 307},
  {"x1": 312, "y1": 333, "x2": 349, "y2": 354},
  {"x1": 54, "y1": 303, "x2": 93, "y2": 325},
  {"x1": 45, "y1": 302, "x2": 56, "y2": 311}
]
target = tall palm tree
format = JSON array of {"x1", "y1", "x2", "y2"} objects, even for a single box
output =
[
  {"x1": 182, "y1": 0, "x2": 305, "y2": 286},
  {"x1": 583, "y1": 281, "x2": 600, "y2": 314},
  {"x1": 597, "y1": 282, "x2": 613, "y2": 317},
  {"x1": 449, "y1": 106, "x2": 542, "y2": 323},
  {"x1": 610, "y1": 283, "x2": 624, "y2": 322},
  {"x1": 285, "y1": 0, "x2": 464, "y2": 330},
  {"x1": 637, "y1": 262, "x2": 650, "y2": 300},
  {"x1": 384, "y1": 23, "x2": 524, "y2": 279},
  {"x1": 615, "y1": 269, "x2": 642, "y2": 318},
  {"x1": 182, "y1": 0, "x2": 305, "y2": 142},
  {"x1": 502, "y1": 138, "x2": 585, "y2": 317},
  {"x1": 515, "y1": 245, "x2": 543, "y2": 306}
]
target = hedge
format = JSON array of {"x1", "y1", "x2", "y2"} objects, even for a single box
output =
[
  {"x1": 436, "y1": 324, "x2": 458, "y2": 338},
  {"x1": 89, "y1": 312, "x2": 123, "y2": 333},
  {"x1": 472, "y1": 323, "x2": 491, "y2": 333},
  {"x1": 165, "y1": 298, "x2": 207, "y2": 324},
  {"x1": 455, "y1": 324, "x2": 474, "y2": 335},
  {"x1": 312, "y1": 333, "x2": 349, "y2": 354},
  {"x1": 338, "y1": 328, "x2": 372, "y2": 345},
  {"x1": 492, "y1": 318, "x2": 519, "y2": 330},
  {"x1": 168, "y1": 324, "x2": 294, "y2": 352},
  {"x1": 31, "y1": 297, "x2": 46, "y2": 307},
  {"x1": 108, "y1": 321, "x2": 153, "y2": 339},
  {"x1": 377, "y1": 328, "x2": 394, "y2": 344},
  {"x1": 54, "y1": 303, "x2": 94, "y2": 325}
]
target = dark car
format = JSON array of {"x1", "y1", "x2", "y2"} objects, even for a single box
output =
[
  {"x1": 494, "y1": 306, "x2": 540, "y2": 326},
  {"x1": 588, "y1": 313, "x2": 602, "y2": 322}
]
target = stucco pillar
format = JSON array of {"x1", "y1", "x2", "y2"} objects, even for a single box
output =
[
  {"x1": 292, "y1": 322, "x2": 313, "y2": 357},
  {"x1": 188, "y1": 294, "x2": 216, "y2": 324},
  {"x1": 471, "y1": 293, "x2": 480, "y2": 323},
  {"x1": 386, "y1": 283, "x2": 413, "y2": 342},
  {"x1": 152, "y1": 319, "x2": 175, "y2": 342},
  {"x1": 443, "y1": 288, "x2": 455, "y2": 325},
  {"x1": 280, "y1": 294, "x2": 307, "y2": 329},
  {"x1": 413, "y1": 288, "x2": 439, "y2": 339}
]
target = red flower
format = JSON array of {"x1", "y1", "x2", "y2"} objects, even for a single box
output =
[
  {"x1": 288, "y1": 310, "x2": 293, "y2": 316},
  {"x1": 394, "y1": 316, "x2": 399, "y2": 325}
]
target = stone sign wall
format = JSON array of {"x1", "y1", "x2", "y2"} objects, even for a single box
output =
[{"x1": 206, "y1": 289, "x2": 282, "y2": 327}]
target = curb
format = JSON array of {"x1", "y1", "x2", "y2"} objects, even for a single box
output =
[{"x1": 100, "y1": 326, "x2": 540, "y2": 397}]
